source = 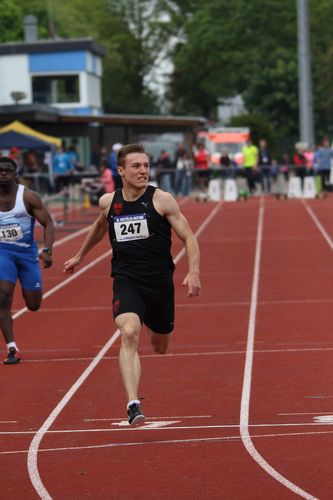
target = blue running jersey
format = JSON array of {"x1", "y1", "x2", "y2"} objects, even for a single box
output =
[{"x1": 0, "y1": 184, "x2": 37, "y2": 252}]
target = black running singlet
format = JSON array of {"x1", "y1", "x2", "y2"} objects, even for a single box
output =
[{"x1": 107, "y1": 185, "x2": 175, "y2": 282}]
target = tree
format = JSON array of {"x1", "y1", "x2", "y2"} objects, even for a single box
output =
[{"x1": 0, "y1": 0, "x2": 24, "y2": 42}]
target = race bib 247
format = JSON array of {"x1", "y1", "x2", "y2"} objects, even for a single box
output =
[{"x1": 114, "y1": 214, "x2": 149, "y2": 242}]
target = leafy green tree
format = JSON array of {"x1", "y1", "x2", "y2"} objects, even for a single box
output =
[
  {"x1": 162, "y1": 0, "x2": 333, "y2": 149},
  {"x1": 310, "y1": 0, "x2": 333, "y2": 140},
  {"x1": 0, "y1": 0, "x2": 24, "y2": 42},
  {"x1": 164, "y1": 0, "x2": 299, "y2": 146}
]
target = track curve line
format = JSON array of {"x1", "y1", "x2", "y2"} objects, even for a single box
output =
[{"x1": 240, "y1": 198, "x2": 317, "y2": 500}]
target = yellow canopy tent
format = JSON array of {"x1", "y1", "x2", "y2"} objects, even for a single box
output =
[{"x1": 0, "y1": 120, "x2": 61, "y2": 148}]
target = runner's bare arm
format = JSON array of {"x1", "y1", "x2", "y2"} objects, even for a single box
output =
[
  {"x1": 154, "y1": 190, "x2": 201, "y2": 297},
  {"x1": 63, "y1": 193, "x2": 113, "y2": 273},
  {"x1": 25, "y1": 189, "x2": 55, "y2": 268}
]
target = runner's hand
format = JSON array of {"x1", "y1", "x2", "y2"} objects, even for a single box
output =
[
  {"x1": 64, "y1": 256, "x2": 82, "y2": 274},
  {"x1": 182, "y1": 272, "x2": 201, "y2": 297},
  {"x1": 39, "y1": 252, "x2": 52, "y2": 269}
]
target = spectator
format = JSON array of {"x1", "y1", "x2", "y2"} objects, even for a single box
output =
[
  {"x1": 293, "y1": 144, "x2": 307, "y2": 188},
  {"x1": 242, "y1": 138, "x2": 258, "y2": 195},
  {"x1": 91, "y1": 146, "x2": 107, "y2": 168},
  {"x1": 175, "y1": 152, "x2": 193, "y2": 197},
  {"x1": 174, "y1": 143, "x2": 192, "y2": 197},
  {"x1": 108, "y1": 143, "x2": 123, "y2": 190},
  {"x1": 258, "y1": 139, "x2": 272, "y2": 194},
  {"x1": 194, "y1": 142, "x2": 209, "y2": 194},
  {"x1": 67, "y1": 144, "x2": 82, "y2": 172},
  {"x1": 314, "y1": 137, "x2": 333, "y2": 194},
  {"x1": 100, "y1": 161, "x2": 115, "y2": 193},
  {"x1": 9, "y1": 147, "x2": 23, "y2": 177},
  {"x1": 220, "y1": 149, "x2": 235, "y2": 179},
  {"x1": 280, "y1": 153, "x2": 291, "y2": 181},
  {"x1": 23, "y1": 149, "x2": 41, "y2": 191},
  {"x1": 157, "y1": 149, "x2": 173, "y2": 193},
  {"x1": 52, "y1": 145, "x2": 73, "y2": 192}
]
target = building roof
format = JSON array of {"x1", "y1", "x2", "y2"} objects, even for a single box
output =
[
  {"x1": 0, "y1": 37, "x2": 107, "y2": 57},
  {"x1": 0, "y1": 104, "x2": 207, "y2": 127}
]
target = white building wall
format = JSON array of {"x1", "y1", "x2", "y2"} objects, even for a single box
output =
[
  {"x1": 82, "y1": 73, "x2": 102, "y2": 108},
  {"x1": 0, "y1": 54, "x2": 31, "y2": 105}
]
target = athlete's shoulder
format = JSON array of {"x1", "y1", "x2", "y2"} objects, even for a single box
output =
[
  {"x1": 99, "y1": 192, "x2": 115, "y2": 212},
  {"x1": 153, "y1": 188, "x2": 178, "y2": 216},
  {"x1": 22, "y1": 185, "x2": 42, "y2": 207}
]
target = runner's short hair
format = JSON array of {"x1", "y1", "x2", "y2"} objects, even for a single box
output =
[
  {"x1": 0, "y1": 156, "x2": 17, "y2": 170},
  {"x1": 117, "y1": 144, "x2": 148, "y2": 168}
]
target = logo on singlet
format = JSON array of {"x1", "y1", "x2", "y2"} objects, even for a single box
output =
[{"x1": 114, "y1": 203, "x2": 123, "y2": 215}]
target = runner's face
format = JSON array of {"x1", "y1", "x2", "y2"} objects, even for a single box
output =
[
  {"x1": 120, "y1": 153, "x2": 150, "y2": 188},
  {"x1": 0, "y1": 163, "x2": 16, "y2": 185}
]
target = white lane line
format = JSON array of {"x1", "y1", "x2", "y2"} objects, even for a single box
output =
[
  {"x1": 279, "y1": 412, "x2": 333, "y2": 416},
  {"x1": 27, "y1": 200, "x2": 224, "y2": 499},
  {"x1": 7, "y1": 428, "x2": 333, "y2": 457},
  {"x1": 302, "y1": 200, "x2": 333, "y2": 250},
  {"x1": 4, "y1": 420, "x2": 333, "y2": 438},
  {"x1": 52, "y1": 225, "x2": 90, "y2": 249},
  {"x1": 27, "y1": 328, "x2": 120, "y2": 500},
  {"x1": 18, "y1": 296, "x2": 333, "y2": 314},
  {"x1": 240, "y1": 198, "x2": 317, "y2": 500},
  {"x1": 84, "y1": 414, "x2": 212, "y2": 422},
  {"x1": 9, "y1": 345, "x2": 333, "y2": 366},
  {"x1": 6, "y1": 419, "x2": 333, "y2": 435}
]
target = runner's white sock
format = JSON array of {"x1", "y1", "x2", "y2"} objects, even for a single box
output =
[
  {"x1": 127, "y1": 399, "x2": 140, "y2": 409},
  {"x1": 7, "y1": 342, "x2": 18, "y2": 350}
]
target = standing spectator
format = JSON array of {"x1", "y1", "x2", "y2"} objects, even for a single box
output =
[
  {"x1": 67, "y1": 144, "x2": 81, "y2": 171},
  {"x1": 24, "y1": 149, "x2": 41, "y2": 191},
  {"x1": 52, "y1": 145, "x2": 73, "y2": 192},
  {"x1": 9, "y1": 147, "x2": 23, "y2": 177},
  {"x1": 258, "y1": 139, "x2": 272, "y2": 194},
  {"x1": 157, "y1": 149, "x2": 173, "y2": 193},
  {"x1": 91, "y1": 146, "x2": 107, "y2": 168},
  {"x1": 100, "y1": 161, "x2": 115, "y2": 193},
  {"x1": 194, "y1": 142, "x2": 209, "y2": 194},
  {"x1": 314, "y1": 137, "x2": 333, "y2": 194},
  {"x1": 174, "y1": 143, "x2": 192, "y2": 197},
  {"x1": 293, "y1": 144, "x2": 307, "y2": 188},
  {"x1": 220, "y1": 149, "x2": 235, "y2": 179},
  {"x1": 175, "y1": 153, "x2": 193, "y2": 197},
  {"x1": 280, "y1": 153, "x2": 290, "y2": 181},
  {"x1": 108, "y1": 143, "x2": 123, "y2": 190},
  {"x1": 242, "y1": 138, "x2": 259, "y2": 195}
]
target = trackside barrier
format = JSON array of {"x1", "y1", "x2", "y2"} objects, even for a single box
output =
[
  {"x1": 303, "y1": 176, "x2": 317, "y2": 199},
  {"x1": 208, "y1": 179, "x2": 222, "y2": 201},
  {"x1": 223, "y1": 179, "x2": 238, "y2": 201},
  {"x1": 288, "y1": 177, "x2": 303, "y2": 198}
]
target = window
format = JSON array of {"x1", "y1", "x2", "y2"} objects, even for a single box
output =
[{"x1": 32, "y1": 75, "x2": 79, "y2": 104}]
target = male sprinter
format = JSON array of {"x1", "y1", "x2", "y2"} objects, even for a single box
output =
[
  {"x1": 0, "y1": 157, "x2": 55, "y2": 364},
  {"x1": 64, "y1": 143, "x2": 201, "y2": 425}
]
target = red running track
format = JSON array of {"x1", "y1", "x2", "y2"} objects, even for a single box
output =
[{"x1": 1, "y1": 196, "x2": 333, "y2": 499}]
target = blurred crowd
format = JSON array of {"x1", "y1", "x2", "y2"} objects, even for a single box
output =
[
  {"x1": 147, "y1": 136, "x2": 333, "y2": 199},
  {"x1": 1, "y1": 136, "x2": 332, "y2": 202}
]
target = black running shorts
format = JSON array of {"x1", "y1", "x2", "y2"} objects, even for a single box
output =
[{"x1": 112, "y1": 277, "x2": 174, "y2": 334}]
